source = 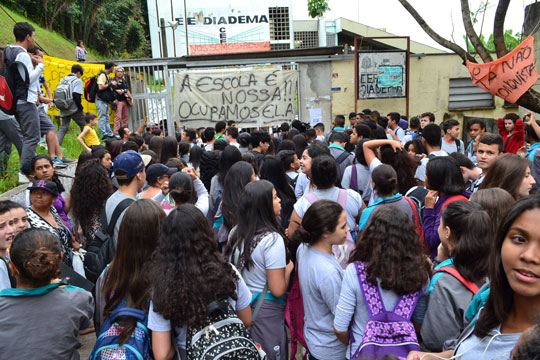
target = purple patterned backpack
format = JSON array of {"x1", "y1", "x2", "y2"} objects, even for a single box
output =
[{"x1": 351, "y1": 262, "x2": 421, "y2": 360}]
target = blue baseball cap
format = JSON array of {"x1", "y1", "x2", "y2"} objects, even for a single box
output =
[
  {"x1": 146, "y1": 163, "x2": 177, "y2": 183},
  {"x1": 113, "y1": 150, "x2": 147, "y2": 179}
]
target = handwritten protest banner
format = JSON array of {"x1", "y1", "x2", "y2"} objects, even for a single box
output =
[
  {"x1": 466, "y1": 36, "x2": 539, "y2": 104},
  {"x1": 42, "y1": 55, "x2": 103, "y2": 116},
  {"x1": 173, "y1": 70, "x2": 297, "y2": 127}
]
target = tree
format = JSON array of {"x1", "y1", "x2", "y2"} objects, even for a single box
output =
[
  {"x1": 397, "y1": 0, "x2": 540, "y2": 112},
  {"x1": 307, "y1": 0, "x2": 330, "y2": 19}
]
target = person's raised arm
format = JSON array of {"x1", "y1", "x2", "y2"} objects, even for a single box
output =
[
  {"x1": 135, "y1": 117, "x2": 147, "y2": 135},
  {"x1": 524, "y1": 112, "x2": 540, "y2": 140},
  {"x1": 497, "y1": 117, "x2": 507, "y2": 136},
  {"x1": 363, "y1": 139, "x2": 403, "y2": 168}
]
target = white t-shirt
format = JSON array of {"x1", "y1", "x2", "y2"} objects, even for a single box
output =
[
  {"x1": 294, "y1": 173, "x2": 311, "y2": 199},
  {"x1": 414, "y1": 150, "x2": 448, "y2": 182},
  {"x1": 239, "y1": 232, "x2": 287, "y2": 294},
  {"x1": 294, "y1": 187, "x2": 363, "y2": 230},
  {"x1": 147, "y1": 265, "x2": 252, "y2": 349}
]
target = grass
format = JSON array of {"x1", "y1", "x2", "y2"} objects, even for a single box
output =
[
  {"x1": 0, "y1": 119, "x2": 87, "y2": 193},
  {"x1": 0, "y1": 5, "x2": 104, "y2": 61}
]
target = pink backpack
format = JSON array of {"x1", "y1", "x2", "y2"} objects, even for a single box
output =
[
  {"x1": 305, "y1": 189, "x2": 355, "y2": 269},
  {"x1": 284, "y1": 263, "x2": 309, "y2": 360}
]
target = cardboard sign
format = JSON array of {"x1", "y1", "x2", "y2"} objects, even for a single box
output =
[
  {"x1": 173, "y1": 70, "x2": 297, "y2": 127},
  {"x1": 466, "y1": 36, "x2": 539, "y2": 104}
]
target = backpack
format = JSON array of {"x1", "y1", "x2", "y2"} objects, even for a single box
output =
[
  {"x1": 403, "y1": 196, "x2": 424, "y2": 242},
  {"x1": 84, "y1": 75, "x2": 99, "y2": 103},
  {"x1": 90, "y1": 300, "x2": 151, "y2": 360},
  {"x1": 284, "y1": 265, "x2": 309, "y2": 360},
  {"x1": 84, "y1": 198, "x2": 134, "y2": 283},
  {"x1": 186, "y1": 301, "x2": 264, "y2": 360},
  {"x1": 0, "y1": 46, "x2": 29, "y2": 115},
  {"x1": 351, "y1": 262, "x2": 421, "y2": 360},
  {"x1": 441, "y1": 194, "x2": 468, "y2": 209},
  {"x1": 405, "y1": 186, "x2": 429, "y2": 220},
  {"x1": 53, "y1": 76, "x2": 76, "y2": 110},
  {"x1": 431, "y1": 266, "x2": 481, "y2": 295}
]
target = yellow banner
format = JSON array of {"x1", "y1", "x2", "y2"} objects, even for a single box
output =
[{"x1": 42, "y1": 55, "x2": 105, "y2": 117}]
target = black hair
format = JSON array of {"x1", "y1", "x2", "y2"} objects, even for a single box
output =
[
  {"x1": 118, "y1": 126, "x2": 128, "y2": 139},
  {"x1": 160, "y1": 136, "x2": 178, "y2": 164},
  {"x1": 168, "y1": 172, "x2": 195, "y2": 205},
  {"x1": 305, "y1": 128, "x2": 316, "y2": 139},
  {"x1": 422, "y1": 123, "x2": 442, "y2": 147},
  {"x1": 213, "y1": 139, "x2": 227, "y2": 151},
  {"x1": 189, "y1": 145, "x2": 203, "y2": 169},
  {"x1": 92, "y1": 147, "x2": 110, "y2": 162},
  {"x1": 203, "y1": 127, "x2": 215, "y2": 142},
  {"x1": 121, "y1": 141, "x2": 138, "y2": 152},
  {"x1": 310, "y1": 155, "x2": 338, "y2": 189},
  {"x1": 177, "y1": 141, "x2": 190, "y2": 157},
  {"x1": 85, "y1": 112, "x2": 97, "y2": 123},
  {"x1": 362, "y1": 108, "x2": 372, "y2": 115},
  {"x1": 349, "y1": 112, "x2": 357, "y2": 119},
  {"x1": 227, "y1": 120, "x2": 236, "y2": 126},
  {"x1": 71, "y1": 64, "x2": 84, "y2": 75},
  {"x1": 354, "y1": 140, "x2": 368, "y2": 166},
  {"x1": 291, "y1": 200, "x2": 344, "y2": 245},
  {"x1": 277, "y1": 150, "x2": 297, "y2": 172},
  {"x1": 0, "y1": 200, "x2": 13, "y2": 216},
  {"x1": 479, "y1": 133, "x2": 504, "y2": 153},
  {"x1": 10, "y1": 228, "x2": 61, "y2": 286},
  {"x1": 329, "y1": 131, "x2": 348, "y2": 143},
  {"x1": 221, "y1": 162, "x2": 254, "y2": 230},
  {"x1": 449, "y1": 152, "x2": 476, "y2": 170},
  {"x1": 354, "y1": 124, "x2": 371, "y2": 139},
  {"x1": 421, "y1": 112, "x2": 435, "y2": 122},
  {"x1": 218, "y1": 146, "x2": 242, "y2": 184},
  {"x1": 313, "y1": 123, "x2": 325, "y2": 131},
  {"x1": 426, "y1": 156, "x2": 466, "y2": 194},
  {"x1": 285, "y1": 128, "x2": 300, "y2": 140},
  {"x1": 260, "y1": 156, "x2": 296, "y2": 227},
  {"x1": 307, "y1": 143, "x2": 331, "y2": 159},
  {"x1": 128, "y1": 133, "x2": 144, "y2": 150},
  {"x1": 13, "y1": 22, "x2": 35, "y2": 42},
  {"x1": 466, "y1": 118, "x2": 486, "y2": 130},
  {"x1": 280, "y1": 122, "x2": 290, "y2": 132},
  {"x1": 387, "y1": 112, "x2": 400, "y2": 123},
  {"x1": 442, "y1": 119, "x2": 460, "y2": 134},
  {"x1": 104, "y1": 61, "x2": 115, "y2": 70},
  {"x1": 441, "y1": 201, "x2": 491, "y2": 282},
  {"x1": 503, "y1": 113, "x2": 519, "y2": 122},
  {"x1": 250, "y1": 130, "x2": 271, "y2": 148},
  {"x1": 225, "y1": 180, "x2": 286, "y2": 269},
  {"x1": 334, "y1": 115, "x2": 346, "y2": 127},
  {"x1": 525, "y1": 121, "x2": 540, "y2": 142},
  {"x1": 241, "y1": 152, "x2": 259, "y2": 176},
  {"x1": 75, "y1": 151, "x2": 94, "y2": 176},
  {"x1": 409, "y1": 116, "x2": 420, "y2": 129},
  {"x1": 277, "y1": 139, "x2": 295, "y2": 152},
  {"x1": 215, "y1": 121, "x2": 226, "y2": 133},
  {"x1": 372, "y1": 164, "x2": 398, "y2": 196},
  {"x1": 226, "y1": 126, "x2": 238, "y2": 139},
  {"x1": 291, "y1": 120, "x2": 306, "y2": 133},
  {"x1": 183, "y1": 128, "x2": 196, "y2": 142},
  {"x1": 404, "y1": 138, "x2": 427, "y2": 156},
  {"x1": 237, "y1": 132, "x2": 251, "y2": 147}
]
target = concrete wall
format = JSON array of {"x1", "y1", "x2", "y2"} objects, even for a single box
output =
[
  {"x1": 331, "y1": 53, "x2": 513, "y2": 127},
  {"x1": 298, "y1": 62, "x2": 333, "y2": 130}
]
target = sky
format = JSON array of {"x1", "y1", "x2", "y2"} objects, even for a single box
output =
[{"x1": 292, "y1": 0, "x2": 538, "y2": 52}]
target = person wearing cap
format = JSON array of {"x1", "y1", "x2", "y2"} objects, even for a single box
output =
[
  {"x1": 104, "y1": 150, "x2": 147, "y2": 245},
  {"x1": 138, "y1": 163, "x2": 177, "y2": 200},
  {"x1": 26, "y1": 180, "x2": 77, "y2": 267}
]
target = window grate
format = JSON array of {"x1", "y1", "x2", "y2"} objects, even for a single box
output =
[
  {"x1": 294, "y1": 31, "x2": 318, "y2": 49},
  {"x1": 449, "y1": 78, "x2": 494, "y2": 110},
  {"x1": 270, "y1": 43, "x2": 291, "y2": 50},
  {"x1": 269, "y1": 7, "x2": 290, "y2": 41}
]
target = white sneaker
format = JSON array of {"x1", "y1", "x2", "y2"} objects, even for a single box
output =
[{"x1": 18, "y1": 172, "x2": 30, "y2": 184}]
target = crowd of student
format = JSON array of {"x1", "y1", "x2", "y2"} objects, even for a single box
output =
[{"x1": 0, "y1": 108, "x2": 540, "y2": 360}]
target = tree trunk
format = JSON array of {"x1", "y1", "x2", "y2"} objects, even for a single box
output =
[
  {"x1": 460, "y1": 0, "x2": 493, "y2": 62},
  {"x1": 493, "y1": 0, "x2": 510, "y2": 58}
]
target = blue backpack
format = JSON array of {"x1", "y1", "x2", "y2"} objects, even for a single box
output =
[{"x1": 90, "y1": 302, "x2": 152, "y2": 360}]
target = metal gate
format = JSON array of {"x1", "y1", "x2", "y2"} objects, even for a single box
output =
[{"x1": 120, "y1": 61, "x2": 299, "y2": 136}]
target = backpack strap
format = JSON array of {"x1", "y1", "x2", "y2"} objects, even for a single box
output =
[
  {"x1": 392, "y1": 291, "x2": 421, "y2": 321},
  {"x1": 456, "y1": 139, "x2": 461, "y2": 153},
  {"x1": 336, "y1": 151, "x2": 350, "y2": 165},
  {"x1": 102, "y1": 198, "x2": 135, "y2": 237},
  {"x1": 350, "y1": 165, "x2": 358, "y2": 191},
  {"x1": 305, "y1": 192, "x2": 318, "y2": 204},
  {"x1": 252, "y1": 282, "x2": 268, "y2": 322},
  {"x1": 432, "y1": 266, "x2": 480, "y2": 294},
  {"x1": 403, "y1": 196, "x2": 424, "y2": 242},
  {"x1": 441, "y1": 194, "x2": 468, "y2": 210},
  {"x1": 355, "y1": 261, "x2": 385, "y2": 316},
  {"x1": 336, "y1": 188, "x2": 348, "y2": 208}
]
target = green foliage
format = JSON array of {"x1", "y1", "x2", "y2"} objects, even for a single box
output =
[
  {"x1": 0, "y1": 0, "x2": 151, "y2": 59},
  {"x1": 464, "y1": 30, "x2": 522, "y2": 53},
  {"x1": 307, "y1": 0, "x2": 330, "y2": 19}
]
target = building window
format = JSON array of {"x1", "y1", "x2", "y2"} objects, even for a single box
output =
[
  {"x1": 294, "y1": 31, "x2": 318, "y2": 49},
  {"x1": 449, "y1": 78, "x2": 494, "y2": 110},
  {"x1": 270, "y1": 43, "x2": 291, "y2": 50},
  {"x1": 269, "y1": 7, "x2": 290, "y2": 41}
]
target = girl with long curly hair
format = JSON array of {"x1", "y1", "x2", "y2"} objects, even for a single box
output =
[
  {"x1": 408, "y1": 195, "x2": 540, "y2": 360},
  {"x1": 148, "y1": 204, "x2": 252, "y2": 360},
  {"x1": 334, "y1": 206, "x2": 431, "y2": 359},
  {"x1": 421, "y1": 201, "x2": 492, "y2": 351},
  {"x1": 225, "y1": 180, "x2": 293, "y2": 360},
  {"x1": 94, "y1": 200, "x2": 165, "y2": 337},
  {"x1": 70, "y1": 159, "x2": 113, "y2": 244},
  {"x1": 292, "y1": 200, "x2": 350, "y2": 359}
]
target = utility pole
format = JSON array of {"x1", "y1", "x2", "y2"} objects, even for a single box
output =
[
  {"x1": 160, "y1": 18, "x2": 168, "y2": 58},
  {"x1": 183, "y1": 0, "x2": 189, "y2": 55}
]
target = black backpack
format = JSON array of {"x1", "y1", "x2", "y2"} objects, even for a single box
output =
[
  {"x1": 186, "y1": 301, "x2": 264, "y2": 360},
  {"x1": 84, "y1": 198, "x2": 134, "y2": 283},
  {"x1": 405, "y1": 186, "x2": 429, "y2": 223}
]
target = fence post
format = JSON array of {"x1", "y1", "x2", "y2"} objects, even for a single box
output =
[{"x1": 163, "y1": 64, "x2": 175, "y2": 136}]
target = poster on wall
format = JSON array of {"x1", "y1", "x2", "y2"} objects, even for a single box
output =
[
  {"x1": 173, "y1": 69, "x2": 297, "y2": 127},
  {"x1": 357, "y1": 51, "x2": 407, "y2": 99}
]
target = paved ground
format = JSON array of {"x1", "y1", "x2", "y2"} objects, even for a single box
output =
[{"x1": 79, "y1": 333, "x2": 95, "y2": 359}]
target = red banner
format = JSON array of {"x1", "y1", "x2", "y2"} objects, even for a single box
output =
[
  {"x1": 189, "y1": 41, "x2": 271, "y2": 55},
  {"x1": 466, "y1": 36, "x2": 539, "y2": 103}
]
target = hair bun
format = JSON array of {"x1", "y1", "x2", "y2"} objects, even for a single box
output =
[
  {"x1": 291, "y1": 228, "x2": 311, "y2": 245},
  {"x1": 25, "y1": 247, "x2": 61, "y2": 281}
]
